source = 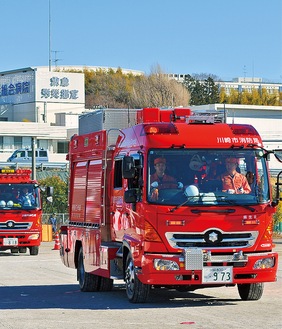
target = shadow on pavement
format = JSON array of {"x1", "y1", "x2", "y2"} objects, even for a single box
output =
[{"x1": 0, "y1": 283, "x2": 239, "y2": 310}]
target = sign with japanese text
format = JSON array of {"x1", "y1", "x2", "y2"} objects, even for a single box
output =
[
  {"x1": 0, "y1": 69, "x2": 85, "y2": 105},
  {"x1": 0, "y1": 71, "x2": 35, "y2": 104},
  {"x1": 36, "y1": 71, "x2": 84, "y2": 103}
]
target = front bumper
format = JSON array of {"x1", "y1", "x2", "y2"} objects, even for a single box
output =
[
  {"x1": 0, "y1": 231, "x2": 41, "y2": 250},
  {"x1": 136, "y1": 249, "x2": 278, "y2": 286}
]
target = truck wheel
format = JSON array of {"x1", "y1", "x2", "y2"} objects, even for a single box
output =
[
  {"x1": 77, "y1": 248, "x2": 100, "y2": 292},
  {"x1": 99, "y1": 277, "x2": 114, "y2": 292},
  {"x1": 237, "y1": 283, "x2": 264, "y2": 300},
  {"x1": 29, "y1": 246, "x2": 39, "y2": 255},
  {"x1": 124, "y1": 253, "x2": 150, "y2": 303},
  {"x1": 19, "y1": 247, "x2": 27, "y2": 254}
]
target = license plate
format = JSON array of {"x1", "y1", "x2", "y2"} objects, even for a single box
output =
[
  {"x1": 3, "y1": 238, "x2": 18, "y2": 246},
  {"x1": 203, "y1": 266, "x2": 233, "y2": 283}
]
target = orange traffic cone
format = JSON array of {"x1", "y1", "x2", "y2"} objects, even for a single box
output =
[{"x1": 53, "y1": 232, "x2": 60, "y2": 250}]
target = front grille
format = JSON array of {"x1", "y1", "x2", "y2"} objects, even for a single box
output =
[
  {"x1": 166, "y1": 229, "x2": 258, "y2": 249},
  {"x1": 0, "y1": 221, "x2": 32, "y2": 230}
]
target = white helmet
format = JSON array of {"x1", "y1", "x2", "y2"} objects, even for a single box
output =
[
  {"x1": 184, "y1": 185, "x2": 199, "y2": 198},
  {"x1": 0, "y1": 200, "x2": 6, "y2": 207},
  {"x1": 7, "y1": 200, "x2": 14, "y2": 207}
]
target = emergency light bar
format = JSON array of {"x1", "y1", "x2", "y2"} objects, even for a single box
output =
[
  {"x1": 186, "y1": 114, "x2": 215, "y2": 124},
  {"x1": 0, "y1": 168, "x2": 31, "y2": 175},
  {"x1": 229, "y1": 124, "x2": 259, "y2": 135},
  {"x1": 0, "y1": 169, "x2": 15, "y2": 174},
  {"x1": 184, "y1": 110, "x2": 225, "y2": 124},
  {"x1": 143, "y1": 123, "x2": 178, "y2": 135}
]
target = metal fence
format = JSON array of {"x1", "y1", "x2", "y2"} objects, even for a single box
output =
[
  {"x1": 42, "y1": 213, "x2": 69, "y2": 231},
  {"x1": 0, "y1": 161, "x2": 68, "y2": 170}
]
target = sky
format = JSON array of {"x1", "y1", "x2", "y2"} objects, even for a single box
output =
[{"x1": 1, "y1": 0, "x2": 282, "y2": 82}]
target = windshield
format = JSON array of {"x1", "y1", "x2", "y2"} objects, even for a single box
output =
[
  {"x1": 147, "y1": 149, "x2": 270, "y2": 206},
  {"x1": 0, "y1": 184, "x2": 40, "y2": 209}
]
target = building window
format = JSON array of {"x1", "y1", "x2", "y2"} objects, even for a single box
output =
[
  {"x1": 0, "y1": 136, "x2": 3, "y2": 149},
  {"x1": 0, "y1": 117, "x2": 8, "y2": 121},
  {"x1": 57, "y1": 141, "x2": 69, "y2": 153},
  {"x1": 14, "y1": 137, "x2": 22, "y2": 149}
]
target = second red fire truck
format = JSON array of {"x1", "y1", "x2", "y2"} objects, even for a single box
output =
[
  {"x1": 60, "y1": 107, "x2": 281, "y2": 303},
  {"x1": 0, "y1": 168, "x2": 43, "y2": 255}
]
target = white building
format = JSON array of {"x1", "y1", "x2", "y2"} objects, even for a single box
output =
[
  {"x1": 168, "y1": 74, "x2": 282, "y2": 95},
  {"x1": 0, "y1": 66, "x2": 86, "y2": 161},
  {"x1": 0, "y1": 65, "x2": 143, "y2": 161}
]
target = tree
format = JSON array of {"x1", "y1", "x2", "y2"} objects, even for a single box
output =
[
  {"x1": 203, "y1": 77, "x2": 220, "y2": 104},
  {"x1": 219, "y1": 87, "x2": 228, "y2": 104},
  {"x1": 128, "y1": 65, "x2": 189, "y2": 108},
  {"x1": 183, "y1": 74, "x2": 219, "y2": 105},
  {"x1": 64, "y1": 66, "x2": 189, "y2": 109}
]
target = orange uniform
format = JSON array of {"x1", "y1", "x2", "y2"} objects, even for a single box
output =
[
  {"x1": 221, "y1": 172, "x2": 251, "y2": 194},
  {"x1": 150, "y1": 173, "x2": 177, "y2": 190}
]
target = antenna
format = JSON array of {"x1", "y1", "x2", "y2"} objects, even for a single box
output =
[
  {"x1": 48, "y1": 0, "x2": 52, "y2": 72},
  {"x1": 52, "y1": 50, "x2": 63, "y2": 68},
  {"x1": 243, "y1": 65, "x2": 247, "y2": 81}
]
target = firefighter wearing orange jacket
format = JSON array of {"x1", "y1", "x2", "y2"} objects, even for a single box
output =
[
  {"x1": 150, "y1": 157, "x2": 183, "y2": 201},
  {"x1": 220, "y1": 158, "x2": 251, "y2": 194}
]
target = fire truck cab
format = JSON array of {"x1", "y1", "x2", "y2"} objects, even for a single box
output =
[
  {"x1": 0, "y1": 168, "x2": 42, "y2": 255},
  {"x1": 60, "y1": 107, "x2": 281, "y2": 303}
]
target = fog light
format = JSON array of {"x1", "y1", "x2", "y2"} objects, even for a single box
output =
[
  {"x1": 154, "y1": 259, "x2": 179, "y2": 271},
  {"x1": 253, "y1": 257, "x2": 275, "y2": 269},
  {"x1": 28, "y1": 234, "x2": 40, "y2": 240}
]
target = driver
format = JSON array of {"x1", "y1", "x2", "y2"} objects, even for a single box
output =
[
  {"x1": 18, "y1": 187, "x2": 36, "y2": 206},
  {"x1": 150, "y1": 157, "x2": 183, "y2": 201}
]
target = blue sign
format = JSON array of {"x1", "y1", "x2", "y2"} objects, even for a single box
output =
[{"x1": 0, "y1": 81, "x2": 30, "y2": 96}]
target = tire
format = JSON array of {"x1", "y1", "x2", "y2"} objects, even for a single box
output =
[
  {"x1": 237, "y1": 283, "x2": 264, "y2": 301},
  {"x1": 77, "y1": 248, "x2": 100, "y2": 292},
  {"x1": 99, "y1": 277, "x2": 114, "y2": 292},
  {"x1": 29, "y1": 246, "x2": 39, "y2": 255},
  {"x1": 124, "y1": 253, "x2": 150, "y2": 303}
]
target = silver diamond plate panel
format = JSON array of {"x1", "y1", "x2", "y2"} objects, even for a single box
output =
[{"x1": 185, "y1": 248, "x2": 203, "y2": 270}]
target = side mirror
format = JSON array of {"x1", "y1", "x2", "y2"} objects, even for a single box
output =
[
  {"x1": 46, "y1": 186, "x2": 54, "y2": 203},
  {"x1": 272, "y1": 171, "x2": 282, "y2": 206},
  {"x1": 122, "y1": 156, "x2": 135, "y2": 179},
  {"x1": 47, "y1": 186, "x2": 54, "y2": 197},
  {"x1": 274, "y1": 150, "x2": 282, "y2": 163}
]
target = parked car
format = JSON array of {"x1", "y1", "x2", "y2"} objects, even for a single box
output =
[{"x1": 7, "y1": 148, "x2": 49, "y2": 163}]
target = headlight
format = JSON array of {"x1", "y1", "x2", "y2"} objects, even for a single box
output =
[
  {"x1": 28, "y1": 234, "x2": 40, "y2": 240},
  {"x1": 253, "y1": 257, "x2": 275, "y2": 269},
  {"x1": 154, "y1": 259, "x2": 179, "y2": 271}
]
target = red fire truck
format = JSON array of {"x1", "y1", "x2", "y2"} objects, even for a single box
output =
[
  {"x1": 60, "y1": 107, "x2": 282, "y2": 303},
  {"x1": 0, "y1": 168, "x2": 43, "y2": 255}
]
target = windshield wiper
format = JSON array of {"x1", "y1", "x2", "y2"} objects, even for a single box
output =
[
  {"x1": 191, "y1": 208, "x2": 235, "y2": 214},
  {"x1": 218, "y1": 197, "x2": 256, "y2": 212},
  {"x1": 169, "y1": 196, "x2": 198, "y2": 212}
]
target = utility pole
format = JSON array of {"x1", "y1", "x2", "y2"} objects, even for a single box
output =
[
  {"x1": 31, "y1": 137, "x2": 36, "y2": 180},
  {"x1": 48, "y1": 0, "x2": 52, "y2": 72}
]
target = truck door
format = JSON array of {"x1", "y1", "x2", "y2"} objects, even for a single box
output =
[
  {"x1": 111, "y1": 158, "x2": 124, "y2": 241},
  {"x1": 111, "y1": 155, "x2": 143, "y2": 241}
]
